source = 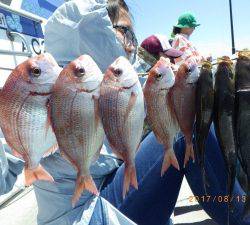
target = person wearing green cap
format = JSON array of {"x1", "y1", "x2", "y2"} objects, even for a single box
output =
[{"x1": 171, "y1": 12, "x2": 204, "y2": 82}]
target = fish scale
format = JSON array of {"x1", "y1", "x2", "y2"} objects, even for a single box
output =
[
  {"x1": 21, "y1": 96, "x2": 55, "y2": 165},
  {"x1": 146, "y1": 90, "x2": 179, "y2": 158}
]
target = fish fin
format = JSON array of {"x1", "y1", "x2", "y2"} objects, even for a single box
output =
[
  {"x1": 167, "y1": 91, "x2": 178, "y2": 126},
  {"x1": 91, "y1": 144, "x2": 102, "y2": 163},
  {"x1": 124, "y1": 92, "x2": 137, "y2": 122},
  {"x1": 92, "y1": 95, "x2": 100, "y2": 129},
  {"x1": 136, "y1": 143, "x2": 141, "y2": 153},
  {"x1": 24, "y1": 164, "x2": 54, "y2": 186},
  {"x1": 184, "y1": 143, "x2": 195, "y2": 168},
  {"x1": 161, "y1": 150, "x2": 180, "y2": 176},
  {"x1": 11, "y1": 149, "x2": 23, "y2": 159},
  {"x1": 43, "y1": 144, "x2": 58, "y2": 157},
  {"x1": 123, "y1": 164, "x2": 138, "y2": 199},
  {"x1": 109, "y1": 146, "x2": 124, "y2": 161},
  {"x1": 45, "y1": 99, "x2": 52, "y2": 137},
  {"x1": 72, "y1": 175, "x2": 99, "y2": 207},
  {"x1": 60, "y1": 150, "x2": 78, "y2": 171}
]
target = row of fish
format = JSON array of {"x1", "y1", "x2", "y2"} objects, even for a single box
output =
[
  {"x1": 0, "y1": 54, "x2": 145, "y2": 206},
  {"x1": 196, "y1": 53, "x2": 250, "y2": 223},
  {"x1": 0, "y1": 51, "x2": 249, "y2": 216},
  {"x1": 146, "y1": 52, "x2": 250, "y2": 222}
]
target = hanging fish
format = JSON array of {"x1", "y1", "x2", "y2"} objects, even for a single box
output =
[
  {"x1": 214, "y1": 56, "x2": 237, "y2": 221},
  {"x1": 99, "y1": 56, "x2": 144, "y2": 198},
  {"x1": 195, "y1": 61, "x2": 214, "y2": 191},
  {"x1": 235, "y1": 51, "x2": 250, "y2": 222},
  {"x1": 170, "y1": 63, "x2": 196, "y2": 167},
  {"x1": 144, "y1": 57, "x2": 179, "y2": 176},
  {"x1": 50, "y1": 55, "x2": 105, "y2": 206},
  {"x1": 0, "y1": 53, "x2": 61, "y2": 185}
]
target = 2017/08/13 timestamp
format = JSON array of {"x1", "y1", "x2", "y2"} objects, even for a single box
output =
[{"x1": 189, "y1": 195, "x2": 247, "y2": 203}]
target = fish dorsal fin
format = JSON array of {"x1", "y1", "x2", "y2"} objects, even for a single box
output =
[
  {"x1": 60, "y1": 150, "x2": 78, "y2": 171},
  {"x1": 45, "y1": 99, "x2": 53, "y2": 137},
  {"x1": 43, "y1": 144, "x2": 58, "y2": 158},
  {"x1": 92, "y1": 95, "x2": 100, "y2": 130},
  {"x1": 12, "y1": 149, "x2": 23, "y2": 159}
]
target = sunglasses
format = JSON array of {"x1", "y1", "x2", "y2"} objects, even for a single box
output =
[{"x1": 113, "y1": 25, "x2": 138, "y2": 48}]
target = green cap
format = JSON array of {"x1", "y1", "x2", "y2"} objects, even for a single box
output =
[{"x1": 175, "y1": 12, "x2": 200, "y2": 29}]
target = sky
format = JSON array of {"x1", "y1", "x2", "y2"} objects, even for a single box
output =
[{"x1": 126, "y1": 0, "x2": 249, "y2": 57}]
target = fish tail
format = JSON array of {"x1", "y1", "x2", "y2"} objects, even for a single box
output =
[
  {"x1": 24, "y1": 164, "x2": 54, "y2": 186},
  {"x1": 72, "y1": 175, "x2": 99, "y2": 207},
  {"x1": 184, "y1": 142, "x2": 195, "y2": 168},
  {"x1": 123, "y1": 164, "x2": 138, "y2": 199},
  {"x1": 161, "y1": 150, "x2": 180, "y2": 177}
]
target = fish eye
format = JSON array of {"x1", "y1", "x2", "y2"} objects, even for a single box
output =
[
  {"x1": 114, "y1": 68, "x2": 122, "y2": 77},
  {"x1": 75, "y1": 68, "x2": 85, "y2": 77},
  {"x1": 31, "y1": 67, "x2": 41, "y2": 77},
  {"x1": 156, "y1": 73, "x2": 163, "y2": 81}
]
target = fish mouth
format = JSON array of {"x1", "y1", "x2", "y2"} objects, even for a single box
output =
[{"x1": 29, "y1": 91, "x2": 52, "y2": 96}]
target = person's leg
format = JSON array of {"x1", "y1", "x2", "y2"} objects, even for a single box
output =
[
  {"x1": 101, "y1": 132, "x2": 185, "y2": 225},
  {"x1": 185, "y1": 124, "x2": 248, "y2": 225}
]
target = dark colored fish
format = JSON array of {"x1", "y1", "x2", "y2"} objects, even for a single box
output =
[
  {"x1": 235, "y1": 51, "x2": 250, "y2": 222},
  {"x1": 214, "y1": 57, "x2": 237, "y2": 222},
  {"x1": 195, "y1": 61, "x2": 214, "y2": 191}
]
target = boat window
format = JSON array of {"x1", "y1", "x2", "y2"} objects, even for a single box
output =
[{"x1": 21, "y1": 0, "x2": 64, "y2": 19}]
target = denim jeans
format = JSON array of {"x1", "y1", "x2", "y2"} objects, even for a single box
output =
[{"x1": 101, "y1": 125, "x2": 248, "y2": 225}]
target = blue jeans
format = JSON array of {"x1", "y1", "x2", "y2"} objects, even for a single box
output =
[{"x1": 100, "y1": 125, "x2": 248, "y2": 225}]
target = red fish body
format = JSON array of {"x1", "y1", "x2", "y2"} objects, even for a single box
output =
[
  {"x1": 0, "y1": 53, "x2": 61, "y2": 185},
  {"x1": 144, "y1": 57, "x2": 180, "y2": 176},
  {"x1": 99, "y1": 56, "x2": 144, "y2": 198},
  {"x1": 170, "y1": 64, "x2": 196, "y2": 167},
  {"x1": 50, "y1": 55, "x2": 105, "y2": 206}
]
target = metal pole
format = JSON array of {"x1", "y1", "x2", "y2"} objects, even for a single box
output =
[{"x1": 229, "y1": 0, "x2": 236, "y2": 54}]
